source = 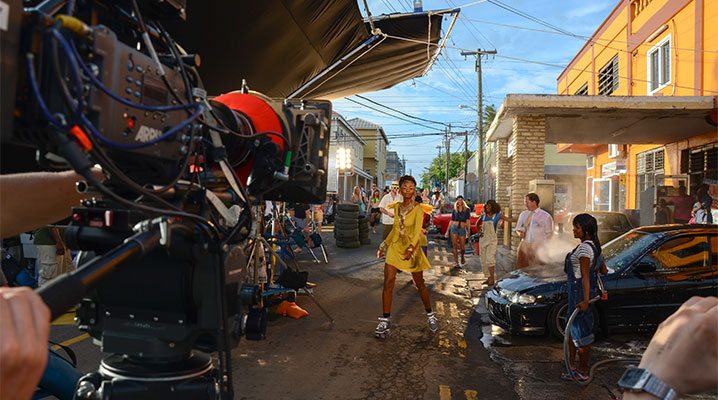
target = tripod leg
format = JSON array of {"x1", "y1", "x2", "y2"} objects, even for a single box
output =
[
  {"x1": 301, "y1": 287, "x2": 334, "y2": 324},
  {"x1": 307, "y1": 246, "x2": 319, "y2": 263},
  {"x1": 320, "y1": 244, "x2": 328, "y2": 264}
]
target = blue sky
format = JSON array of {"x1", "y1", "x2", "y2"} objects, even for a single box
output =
[{"x1": 332, "y1": 0, "x2": 618, "y2": 184}]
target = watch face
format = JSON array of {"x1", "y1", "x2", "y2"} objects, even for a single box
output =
[{"x1": 619, "y1": 368, "x2": 651, "y2": 389}]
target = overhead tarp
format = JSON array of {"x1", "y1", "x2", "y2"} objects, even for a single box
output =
[{"x1": 166, "y1": 1, "x2": 446, "y2": 100}]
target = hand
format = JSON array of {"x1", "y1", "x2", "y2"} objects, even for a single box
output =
[
  {"x1": 0, "y1": 287, "x2": 51, "y2": 400},
  {"x1": 55, "y1": 244, "x2": 65, "y2": 255},
  {"x1": 403, "y1": 249, "x2": 413, "y2": 260},
  {"x1": 577, "y1": 300, "x2": 589, "y2": 312},
  {"x1": 388, "y1": 212, "x2": 394, "y2": 218},
  {"x1": 635, "y1": 296, "x2": 718, "y2": 396},
  {"x1": 377, "y1": 249, "x2": 385, "y2": 258},
  {"x1": 304, "y1": 226, "x2": 309, "y2": 233}
]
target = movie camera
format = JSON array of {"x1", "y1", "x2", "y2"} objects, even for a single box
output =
[{"x1": 1, "y1": 0, "x2": 332, "y2": 398}]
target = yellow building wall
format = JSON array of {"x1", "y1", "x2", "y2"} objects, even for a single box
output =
[{"x1": 558, "y1": 0, "x2": 717, "y2": 210}]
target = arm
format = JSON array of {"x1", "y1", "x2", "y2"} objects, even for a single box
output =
[
  {"x1": 49, "y1": 228, "x2": 66, "y2": 255},
  {"x1": 377, "y1": 205, "x2": 399, "y2": 258},
  {"x1": 577, "y1": 256, "x2": 591, "y2": 312},
  {"x1": 0, "y1": 170, "x2": 103, "y2": 238},
  {"x1": 622, "y1": 296, "x2": 718, "y2": 399},
  {"x1": 500, "y1": 213, "x2": 517, "y2": 223}
]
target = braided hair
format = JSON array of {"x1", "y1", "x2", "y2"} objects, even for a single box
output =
[{"x1": 573, "y1": 213, "x2": 601, "y2": 256}]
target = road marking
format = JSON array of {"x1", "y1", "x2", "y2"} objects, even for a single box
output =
[
  {"x1": 449, "y1": 303, "x2": 459, "y2": 318},
  {"x1": 52, "y1": 311, "x2": 76, "y2": 326},
  {"x1": 435, "y1": 301, "x2": 445, "y2": 315},
  {"x1": 51, "y1": 333, "x2": 90, "y2": 351},
  {"x1": 439, "y1": 385, "x2": 451, "y2": 400},
  {"x1": 465, "y1": 389, "x2": 478, "y2": 400},
  {"x1": 438, "y1": 331, "x2": 451, "y2": 348}
]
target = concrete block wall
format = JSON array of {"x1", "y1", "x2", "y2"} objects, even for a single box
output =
[
  {"x1": 509, "y1": 114, "x2": 546, "y2": 253},
  {"x1": 495, "y1": 139, "x2": 511, "y2": 244}
]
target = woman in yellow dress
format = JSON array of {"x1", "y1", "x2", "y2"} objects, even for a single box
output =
[{"x1": 375, "y1": 175, "x2": 437, "y2": 337}]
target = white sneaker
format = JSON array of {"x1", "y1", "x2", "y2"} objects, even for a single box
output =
[{"x1": 426, "y1": 312, "x2": 438, "y2": 332}]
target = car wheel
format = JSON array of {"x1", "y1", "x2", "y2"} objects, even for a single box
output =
[{"x1": 547, "y1": 299, "x2": 600, "y2": 341}]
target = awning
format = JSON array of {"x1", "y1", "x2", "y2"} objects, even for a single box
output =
[
  {"x1": 353, "y1": 166, "x2": 373, "y2": 180},
  {"x1": 486, "y1": 94, "x2": 717, "y2": 145},
  {"x1": 166, "y1": 1, "x2": 455, "y2": 100}
]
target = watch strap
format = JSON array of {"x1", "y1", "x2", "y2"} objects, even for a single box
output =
[{"x1": 644, "y1": 374, "x2": 677, "y2": 400}]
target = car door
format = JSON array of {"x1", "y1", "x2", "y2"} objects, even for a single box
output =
[
  {"x1": 649, "y1": 235, "x2": 717, "y2": 321},
  {"x1": 602, "y1": 261, "x2": 661, "y2": 330}
]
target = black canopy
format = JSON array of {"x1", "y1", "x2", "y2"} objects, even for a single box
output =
[{"x1": 167, "y1": 1, "x2": 450, "y2": 99}]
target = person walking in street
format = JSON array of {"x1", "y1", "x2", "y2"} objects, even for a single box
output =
[
  {"x1": 431, "y1": 187, "x2": 445, "y2": 217},
  {"x1": 379, "y1": 182, "x2": 400, "y2": 240},
  {"x1": 561, "y1": 213, "x2": 608, "y2": 382},
  {"x1": 421, "y1": 188, "x2": 431, "y2": 204},
  {"x1": 444, "y1": 196, "x2": 471, "y2": 269},
  {"x1": 369, "y1": 189, "x2": 382, "y2": 234},
  {"x1": 515, "y1": 193, "x2": 554, "y2": 269},
  {"x1": 477, "y1": 200, "x2": 516, "y2": 286},
  {"x1": 33, "y1": 226, "x2": 73, "y2": 286},
  {"x1": 691, "y1": 183, "x2": 714, "y2": 224},
  {"x1": 668, "y1": 185, "x2": 694, "y2": 224},
  {"x1": 351, "y1": 186, "x2": 368, "y2": 215},
  {"x1": 375, "y1": 175, "x2": 437, "y2": 337}
]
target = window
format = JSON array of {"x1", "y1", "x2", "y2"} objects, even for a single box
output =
[
  {"x1": 608, "y1": 144, "x2": 620, "y2": 159},
  {"x1": 647, "y1": 35, "x2": 671, "y2": 93},
  {"x1": 598, "y1": 55, "x2": 619, "y2": 95},
  {"x1": 684, "y1": 143, "x2": 718, "y2": 194},
  {"x1": 587, "y1": 155, "x2": 594, "y2": 169},
  {"x1": 643, "y1": 236, "x2": 711, "y2": 272},
  {"x1": 635, "y1": 148, "x2": 665, "y2": 207},
  {"x1": 575, "y1": 83, "x2": 589, "y2": 95}
]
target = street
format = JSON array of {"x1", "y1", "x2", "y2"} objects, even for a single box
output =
[{"x1": 49, "y1": 226, "x2": 717, "y2": 400}]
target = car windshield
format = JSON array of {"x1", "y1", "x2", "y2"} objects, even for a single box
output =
[
  {"x1": 595, "y1": 214, "x2": 632, "y2": 231},
  {"x1": 603, "y1": 231, "x2": 664, "y2": 273}
]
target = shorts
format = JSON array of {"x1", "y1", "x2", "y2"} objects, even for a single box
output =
[
  {"x1": 450, "y1": 224, "x2": 466, "y2": 237},
  {"x1": 371, "y1": 207, "x2": 380, "y2": 213}
]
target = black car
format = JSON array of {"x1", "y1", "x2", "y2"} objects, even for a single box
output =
[
  {"x1": 555, "y1": 211, "x2": 633, "y2": 245},
  {"x1": 487, "y1": 225, "x2": 718, "y2": 340}
]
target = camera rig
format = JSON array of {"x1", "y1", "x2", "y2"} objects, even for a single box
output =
[{"x1": 2, "y1": 0, "x2": 332, "y2": 398}]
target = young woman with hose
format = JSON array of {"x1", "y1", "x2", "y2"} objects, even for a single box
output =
[{"x1": 561, "y1": 213, "x2": 608, "y2": 382}]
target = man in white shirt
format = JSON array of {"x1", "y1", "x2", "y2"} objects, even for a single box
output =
[
  {"x1": 514, "y1": 192, "x2": 554, "y2": 269},
  {"x1": 378, "y1": 182, "x2": 400, "y2": 240}
]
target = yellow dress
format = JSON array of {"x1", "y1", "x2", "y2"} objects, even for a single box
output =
[
  {"x1": 383, "y1": 202, "x2": 432, "y2": 272},
  {"x1": 418, "y1": 203, "x2": 433, "y2": 248}
]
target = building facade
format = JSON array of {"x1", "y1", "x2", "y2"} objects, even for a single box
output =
[
  {"x1": 348, "y1": 118, "x2": 390, "y2": 188},
  {"x1": 329, "y1": 113, "x2": 373, "y2": 201},
  {"x1": 556, "y1": 0, "x2": 718, "y2": 220}
]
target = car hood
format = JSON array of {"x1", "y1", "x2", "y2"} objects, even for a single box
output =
[{"x1": 497, "y1": 262, "x2": 566, "y2": 292}]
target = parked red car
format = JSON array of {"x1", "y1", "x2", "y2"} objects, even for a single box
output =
[{"x1": 432, "y1": 204, "x2": 485, "y2": 235}]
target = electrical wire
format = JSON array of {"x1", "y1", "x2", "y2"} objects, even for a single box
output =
[
  {"x1": 345, "y1": 98, "x2": 443, "y2": 131},
  {"x1": 354, "y1": 95, "x2": 449, "y2": 127}
]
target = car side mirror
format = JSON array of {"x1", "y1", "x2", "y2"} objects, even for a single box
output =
[{"x1": 635, "y1": 262, "x2": 656, "y2": 274}]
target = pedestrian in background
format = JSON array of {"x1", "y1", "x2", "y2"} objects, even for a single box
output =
[
  {"x1": 33, "y1": 226, "x2": 73, "y2": 286},
  {"x1": 561, "y1": 213, "x2": 608, "y2": 382},
  {"x1": 515, "y1": 193, "x2": 554, "y2": 269},
  {"x1": 375, "y1": 175, "x2": 437, "y2": 337},
  {"x1": 477, "y1": 200, "x2": 516, "y2": 286},
  {"x1": 668, "y1": 185, "x2": 693, "y2": 224},
  {"x1": 379, "y1": 183, "x2": 400, "y2": 240},
  {"x1": 444, "y1": 196, "x2": 470, "y2": 269},
  {"x1": 431, "y1": 187, "x2": 444, "y2": 217},
  {"x1": 369, "y1": 189, "x2": 382, "y2": 234},
  {"x1": 654, "y1": 198, "x2": 672, "y2": 224},
  {"x1": 351, "y1": 186, "x2": 368, "y2": 215},
  {"x1": 691, "y1": 183, "x2": 714, "y2": 224},
  {"x1": 421, "y1": 188, "x2": 430, "y2": 204}
]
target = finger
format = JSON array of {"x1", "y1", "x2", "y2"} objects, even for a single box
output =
[
  {"x1": 690, "y1": 296, "x2": 718, "y2": 313},
  {"x1": 5, "y1": 288, "x2": 39, "y2": 344}
]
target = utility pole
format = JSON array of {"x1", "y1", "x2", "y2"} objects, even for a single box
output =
[
  {"x1": 445, "y1": 124, "x2": 451, "y2": 193},
  {"x1": 461, "y1": 48, "x2": 496, "y2": 202}
]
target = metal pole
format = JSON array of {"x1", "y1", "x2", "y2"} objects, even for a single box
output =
[
  {"x1": 445, "y1": 125, "x2": 450, "y2": 193},
  {"x1": 463, "y1": 131, "x2": 468, "y2": 198}
]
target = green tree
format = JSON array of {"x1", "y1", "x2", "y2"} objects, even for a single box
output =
[
  {"x1": 482, "y1": 104, "x2": 496, "y2": 135},
  {"x1": 420, "y1": 151, "x2": 472, "y2": 188}
]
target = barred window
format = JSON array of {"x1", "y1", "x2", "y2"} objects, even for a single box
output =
[
  {"x1": 575, "y1": 83, "x2": 588, "y2": 96},
  {"x1": 648, "y1": 36, "x2": 671, "y2": 93},
  {"x1": 598, "y1": 55, "x2": 619, "y2": 95}
]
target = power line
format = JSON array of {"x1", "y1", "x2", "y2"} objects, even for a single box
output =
[
  {"x1": 487, "y1": 0, "x2": 574, "y2": 37},
  {"x1": 413, "y1": 80, "x2": 475, "y2": 104},
  {"x1": 354, "y1": 95, "x2": 450, "y2": 127},
  {"x1": 344, "y1": 98, "x2": 445, "y2": 130},
  {"x1": 381, "y1": 34, "x2": 718, "y2": 94}
]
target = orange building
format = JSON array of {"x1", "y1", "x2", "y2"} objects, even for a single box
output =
[{"x1": 556, "y1": 0, "x2": 717, "y2": 223}]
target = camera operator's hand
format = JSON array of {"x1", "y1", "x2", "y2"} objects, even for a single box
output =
[
  {"x1": 0, "y1": 287, "x2": 51, "y2": 400},
  {"x1": 623, "y1": 296, "x2": 718, "y2": 399}
]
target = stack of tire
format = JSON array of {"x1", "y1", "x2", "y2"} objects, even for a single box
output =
[
  {"x1": 357, "y1": 215, "x2": 370, "y2": 245},
  {"x1": 334, "y1": 204, "x2": 360, "y2": 248}
]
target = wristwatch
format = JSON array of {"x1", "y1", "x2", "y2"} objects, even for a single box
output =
[{"x1": 618, "y1": 367, "x2": 677, "y2": 400}]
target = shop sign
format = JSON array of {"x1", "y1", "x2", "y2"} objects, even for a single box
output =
[
  {"x1": 507, "y1": 137, "x2": 514, "y2": 158},
  {"x1": 619, "y1": 174, "x2": 626, "y2": 185}
]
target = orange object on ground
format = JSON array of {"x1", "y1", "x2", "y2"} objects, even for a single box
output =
[{"x1": 275, "y1": 300, "x2": 309, "y2": 319}]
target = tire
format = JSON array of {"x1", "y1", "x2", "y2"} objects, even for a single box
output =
[
  {"x1": 357, "y1": 215, "x2": 368, "y2": 222},
  {"x1": 336, "y1": 239, "x2": 360, "y2": 248},
  {"x1": 336, "y1": 210, "x2": 359, "y2": 219},
  {"x1": 547, "y1": 299, "x2": 600, "y2": 341},
  {"x1": 357, "y1": 224, "x2": 369, "y2": 232},
  {"x1": 360, "y1": 238, "x2": 371, "y2": 245},
  {"x1": 335, "y1": 228, "x2": 359, "y2": 240},
  {"x1": 335, "y1": 222, "x2": 358, "y2": 231},
  {"x1": 337, "y1": 203, "x2": 360, "y2": 212},
  {"x1": 335, "y1": 216, "x2": 358, "y2": 225}
]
